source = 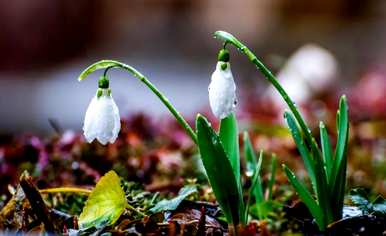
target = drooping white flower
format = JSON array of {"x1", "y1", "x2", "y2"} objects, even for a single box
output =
[
  {"x1": 83, "y1": 88, "x2": 120, "y2": 145},
  {"x1": 208, "y1": 61, "x2": 237, "y2": 119},
  {"x1": 266, "y1": 44, "x2": 338, "y2": 108}
]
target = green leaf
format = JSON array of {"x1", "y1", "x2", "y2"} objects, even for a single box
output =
[
  {"x1": 79, "y1": 170, "x2": 128, "y2": 229},
  {"x1": 243, "y1": 131, "x2": 257, "y2": 177},
  {"x1": 282, "y1": 164, "x2": 325, "y2": 230},
  {"x1": 150, "y1": 185, "x2": 197, "y2": 213},
  {"x1": 284, "y1": 112, "x2": 317, "y2": 193},
  {"x1": 219, "y1": 113, "x2": 240, "y2": 188},
  {"x1": 267, "y1": 154, "x2": 277, "y2": 200},
  {"x1": 196, "y1": 114, "x2": 244, "y2": 225},
  {"x1": 285, "y1": 112, "x2": 331, "y2": 224},
  {"x1": 331, "y1": 95, "x2": 349, "y2": 182},
  {"x1": 330, "y1": 95, "x2": 349, "y2": 219},
  {"x1": 320, "y1": 122, "x2": 333, "y2": 182}
]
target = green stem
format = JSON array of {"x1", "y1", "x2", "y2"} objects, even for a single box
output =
[{"x1": 79, "y1": 60, "x2": 198, "y2": 144}]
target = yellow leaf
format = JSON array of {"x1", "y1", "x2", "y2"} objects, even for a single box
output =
[{"x1": 79, "y1": 170, "x2": 127, "y2": 229}]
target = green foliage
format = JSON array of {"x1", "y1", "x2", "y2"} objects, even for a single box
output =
[
  {"x1": 196, "y1": 114, "x2": 244, "y2": 226},
  {"x1": 150, "y1": 185, "x2": 197, "y2": 213},
  {"x1": 219, "y1": 113, "x2": 241, "y2": 190},
  {"x1": 79, "y1": 171, "x2": 128, "y2": 229},
  {"x1": 196, "y1": 115, "x2": 280, "y2": 227},
  {"x1": 282, "y1": 96, "x2": 349, "y2": 230}
]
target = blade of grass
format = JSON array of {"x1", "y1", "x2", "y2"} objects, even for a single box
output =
[
  {"x1": 319, "y1": 122, "x2": 333, "y2": 184},
  {"x1": 196, "y1": 114, "x2": 244, "y2": 225},
  {"x1": 219, "y1": 112, "x2": 241, "y2": 189},
  {"x1": 267, "y1": 154, "x2": 277, "y2": 200},
  {"x1": 282, "y1": 165, "x2": 325, "y2": 230}
]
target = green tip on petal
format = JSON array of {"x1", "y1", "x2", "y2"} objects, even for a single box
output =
[
  {"x1": 218, "y1": 49, "x2": 230, "y2": 62},
  {"x1": 97, "y1": 89, "x2": 103, "y2": 98}
]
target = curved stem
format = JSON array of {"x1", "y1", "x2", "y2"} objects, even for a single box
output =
[
  {"x1": 213, "y1": 31, "x2": 319, "y2": 154},
  {"x1": 103, "y1": 66, "x2": 113, "y2": 77},
  {"x1": 39, "y1": 187, "x2": 91, "y2": 195},
  {"x1": 79, "y1": 60, "x2": 198, "y2": 144}
]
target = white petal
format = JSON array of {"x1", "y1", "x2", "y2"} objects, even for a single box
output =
[
  {"x1": 208, "y1": 62, "x2": 237, "y2": 119},
  {"x1": 109, "y1": 100, "x2": 121, "y2": 144},
  {"x1": 82, "y1": 89, "x2": 121, "y2": 145},
  {"x1": 83, "y1": 96, "x2": 99, "y2": 143}
]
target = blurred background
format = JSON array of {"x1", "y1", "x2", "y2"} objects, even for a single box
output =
[{"x1": 0, "y1": 0, "x2": 385, "y2": 134}]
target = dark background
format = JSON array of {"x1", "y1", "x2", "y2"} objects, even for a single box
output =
[{"x1": 0, "y1": 0, "x2": 385, "y2": 133}]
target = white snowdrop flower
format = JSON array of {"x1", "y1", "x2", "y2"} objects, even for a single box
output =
[
  {"x1": 208, "y1": 49, "x2": 237, "y2": 119},
  {"x1": 266, "y1": 44, "x2": 338, "y2": 108},
  {"x1": 83, "y1": 78, "x2": 120, "y2": 145}
]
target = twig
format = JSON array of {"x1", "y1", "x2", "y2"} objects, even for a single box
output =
[{"x1": 19, "y1": 172, "x2": 59, "y2": 234}]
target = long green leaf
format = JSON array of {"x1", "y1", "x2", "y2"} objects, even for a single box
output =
[
  {"x1": 243, "y1": 131, "x2": 257, "y2": 177},
  {"x1": 219, "y1": 112, "x2": 240, "y2": 188},
  {"x1": 196, "y1": 114, "x2": 244, "y2": 225},
  {"x1": 311, "y1": 144, "x2": 332, "y2": 224},
  {"x1": 284, "y1": 112, "x2": 317, "y2": 192},
  {"x1": 319, "y1": 122, "x2": 333, "y2": 183},
  {"x1": 330, "y1": 96, "x2": 349, "y2": 220},
  {"x1": 282, "y1": 165, "x2": 325, "y2": 230},
  {"x1": 285, "y1": 112, "x2": 331, "y2": 224},
  {"x1": 331, "y1": 95, "x2": 349, "y2": 182}
]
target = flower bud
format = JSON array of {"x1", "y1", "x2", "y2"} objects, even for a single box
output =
[
  {"x1": 208, "y1": 58, "x2": 237, "y2": 119},
  {"x1": 83, "y1": 88, "x2": 120, "y2": 145}
]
